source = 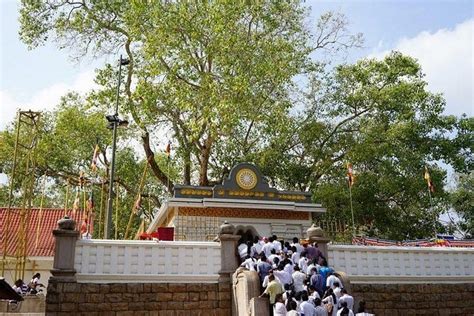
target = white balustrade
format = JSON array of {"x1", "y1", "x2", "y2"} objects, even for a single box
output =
[
  {"x1": 74, "y1": 239, "x2": 221, "y2": 283},
  {"x1": 328, "y1": 244, "x2": 474, "y2": 283}
]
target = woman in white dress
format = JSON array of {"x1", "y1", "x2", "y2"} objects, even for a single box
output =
[
  {"x1": 322, "y1": 288, "x2": 337, "y2": 316},
  {"x1": 274, "y1": 294, "x2": 287, "y2": 316}
]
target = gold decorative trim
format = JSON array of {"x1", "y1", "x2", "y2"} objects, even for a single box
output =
[
  {"x1": 180, "y1": 189, "x2": 213, "y2": 196},
  {"x1": 178, "y1": 207, "x2": 310, "y2": 220},
  {"x1": 278, "y1": 194, "x2": 307, "y2": 201}
]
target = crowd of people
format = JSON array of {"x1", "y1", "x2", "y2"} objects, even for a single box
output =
[
  {"x1": 238, "y1": 235, "x2": 370, "y2": 316},
  {"x1": 11, "y1": 273, "x2": 45, "y2": 296}
]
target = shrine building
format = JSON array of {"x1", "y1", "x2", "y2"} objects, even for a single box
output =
[{"x1": 147, "y1": 163, "x2": 325, "y2": 241}]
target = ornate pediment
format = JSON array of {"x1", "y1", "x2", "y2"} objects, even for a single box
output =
[{"x1": 174, "y1": 163, "x2": 312, "y2": 204}]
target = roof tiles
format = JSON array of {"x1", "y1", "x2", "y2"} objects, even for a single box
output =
[{"x1": 0, "y1": 207, "x2": 81, "y2": 257}]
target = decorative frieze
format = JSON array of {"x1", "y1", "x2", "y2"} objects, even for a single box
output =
[{"x1": 178, "y1": 207, "x2": 310, "y2": 220}]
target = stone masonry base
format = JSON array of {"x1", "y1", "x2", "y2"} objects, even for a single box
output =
[
  {"x1": 352, "y1": 283, "x2": 474, "y2": 315},
  {"x1": 45, "y1": 280, "x2": 231, "y2": 316}
]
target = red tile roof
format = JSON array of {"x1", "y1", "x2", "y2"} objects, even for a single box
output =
[{"x1": 0, "y1": 207, "x2": 81, "y2": 257}]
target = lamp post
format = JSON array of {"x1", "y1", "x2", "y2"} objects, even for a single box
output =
[{"x1": 104, "y1": 55, "x2": 130, "y2": 239}]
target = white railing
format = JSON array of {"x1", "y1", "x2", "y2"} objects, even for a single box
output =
[
  {"x1": 74, "y1": 239, "x2": 221, "y2": 283},
  {"x1": 328, "y1": 244, "x2": 474, "y2": 283}
]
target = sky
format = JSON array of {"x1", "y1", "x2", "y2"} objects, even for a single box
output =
[{"x1": 0, "y1": 0, "x2": 472, "y2": 129}]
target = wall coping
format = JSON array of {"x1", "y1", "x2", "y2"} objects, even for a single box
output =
[
  {"x1": 329, "y1": 244, "x2": 474, "y2": 253},
  {"x1": 76, "y1": 273, "x2": 220, "y2": 283},
  {"x1": 77, "y1": 239, "x2": 221, "y2": 247},
  {"x1": 350, "y1": 275, "x2": 474, "y2": 284}
]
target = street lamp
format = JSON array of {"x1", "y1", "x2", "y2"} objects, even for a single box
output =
[
  {"x1": 104, "y1": 55, "x2": 130, "y2": 239},
  {"x1": 106, "y1": 114, "x2": 129, "y2": 129}
]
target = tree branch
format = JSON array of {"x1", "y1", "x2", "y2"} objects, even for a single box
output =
[{"x1": 142, "y1": 131, "x2": 174, "y2": 192}]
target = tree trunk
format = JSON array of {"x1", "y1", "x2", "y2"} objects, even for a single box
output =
[
  {"x1": 142, "y1": 132, "x2": 174, "y2": 193},
  {"x1": 184, "y1": 150, "x2": 191, "y2": 185},
  {"x1": 198, "y1": 137, "x2": 213, "y2": 186}
]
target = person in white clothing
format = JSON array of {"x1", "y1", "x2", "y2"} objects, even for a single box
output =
[
  {"x1": 322, "y1": 288, "x2": 337, "y2": 316},
  {"x1": 336, "y1": 302, "x2": 354, "y2": 316},
  {"x1": 251, "y1": 236, "x2": 263, "y2": 257},
  {"x1": 262, "y1": 273, "x2": 271, "y2": 288},
  {"x1": 314, "y1": 298, "x2": 328, "y2": 316},
  {"x1": 333, "y1": 282, "x2": 342, "y2": 302},
  {"x1": 272, "y1": 235, "x2": 282, "y2": 253},
  {"x1": 287, "y1": 300, "x2": 299, "y2": 316},
  {"x1": 28, "y1": 273, "x2": 44, "y2": 294},
  {"x1": 240, "y1": 255, "x2": 257, "y2": 271},
  {"x1": 326, "y1": 273, "x2": 343, "y2": 289},
  {"x1": 300, "y1": 292, "x2": 316, "y2": 316},
  {"x1": 284, "y1": 261, "x2": 294, "y2": 275},
  {"x1": 291, "y1": 246, "x2": 300, "y2": 265},
  {"x1": 292, "y1": 266, "x2": 307, "y2": 293},
  {"x1": 12, "y1": 279, "x2": 26, "y2": 295},
  {"x1": 238, "y1": 240, "x2": 249, "y2": 262},
  {"x1": 306, "y1": 259, "x2": 320, "y2": 277},
  {"x1": 273, "y1": 267, "x2": 292, "y2": 287},
  {"x1": 298, "y1": 253, "x2": 308, "y2": 274},
  {"x1": 338, "y1": 289, "x2": 353, "y2": 310},
  {"x1": 291, "y1": 237, "x2": 304, "y2": 254},
  {"x1": 308, "y1": 285, "x2": 321, "y2": 300},
  {"x1": 268, "y1": 249, "x2": 279, "y2": 265},
  {"x1": 274, "y1": 294, "x2": 287, "y2": 316},
  {"x1": 262, "y1": 237, "x2": 275, "y2": 258}
]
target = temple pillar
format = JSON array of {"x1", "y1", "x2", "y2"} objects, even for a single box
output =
[
  {"x1": 50, "y1": 216, "x2": 79, "y2": 282},
  {"x1": 306, "y1": 224, "x2": 331, "y2": 259}
]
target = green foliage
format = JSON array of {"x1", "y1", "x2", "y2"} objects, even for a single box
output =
[
  {"x1": 18, "y1": 0, "x2": 362, "y2": 186},
  {"x1": 0, "y1": 94, "x2": 170, "y2": 238},
  {"x1": 449, "y1": 173, "x2": 474, "y2": 238},
  {"x1": 12, "y1": 2, "x2": 472, "y2": 240},
  {"x1": 250, "y1": 53, "x2": 467, "y2": 240}
]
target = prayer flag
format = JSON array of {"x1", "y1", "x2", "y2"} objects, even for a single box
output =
[
  {"x1": 86, "y1": 192, "x2": 94, "y2": 211},
  {"x1": 80, "y1": 219, "x2": 88, "y2": 235},
  {"x1": 79, "y1": 171, "x2": 85, "y2": 189},
  {"x1": 165, "y1": 141, "x2": 171, "y2": 159},
  {"x1": 424, "y1": 166, "x2": 435, "y2": 193},
  {"x1": 91, "y1": 144, "x2": 100, "y2": 171},
  {"x1": 133, "y1": 195, "x2": 142, "y2": 214},
  {"x1": 72, "y1": 191, "x2": 80, "y2": 214},
  {"x1": 347, "y1": 163, "x2": 355, "y2": 187}
]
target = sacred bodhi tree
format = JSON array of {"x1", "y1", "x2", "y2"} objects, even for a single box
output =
[
  {"x1": 7, "y1": 1, "x2": 470, "y2": 239},
  {"x1": 19, "y1": 1, "x2": 362, "y2": 188}
]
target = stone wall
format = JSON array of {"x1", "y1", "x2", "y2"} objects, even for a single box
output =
[
  {"x1": 0, "y1": 295, "x2": 46, "y2": 313},
  {"x1": 45, "y1": 279, "x2": 231, "y2": 316},
  {"x1": 352, "y1": 283, "x2": 474, "y2": 315}
]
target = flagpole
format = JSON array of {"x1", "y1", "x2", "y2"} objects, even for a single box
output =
[
  {"x1": 98, "y1": 180, "x2": 105, "y2": 239},
  {"x1": 82, "y1": 183, "x2": 86, "y2": 238},
  {"x1": 115, "y1": 182, "x2": 119, "y2": 240},
  {"x1": 428, "y1": 187, "x2": 436, "y2": 239},
  {"x1": 167, "y1": 144, "x2": 170, "y2": 197},
  {"x1": 86, "y1": 192, "x2": 92, "y2": 235},
  {"x1": 424, "y1": 166, "x2": 436, "y2": 239},
  {"x1": 64, "y1": 178, "x2": 70, "y2": 216},
  {"x1": 349, "y1": 182, "x2": 355, "y2": 238}
]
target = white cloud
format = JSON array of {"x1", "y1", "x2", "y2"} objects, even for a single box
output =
[
  {"x1": 0, "y1": 70, "x2": 97, "y2": 130},
  {"x1": 370, "y1": 19, "x2": 473, "y2": 117}
]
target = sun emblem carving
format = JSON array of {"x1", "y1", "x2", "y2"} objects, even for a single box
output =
[{"x1": 236, "y1": 168, "x2": 258, "y2": 190}]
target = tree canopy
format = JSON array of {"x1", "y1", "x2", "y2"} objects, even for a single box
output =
[
  {"x1": 448, "y1": 172, "x2": 474, "y2": 238},
  {"x1": 0, "y1": 1, "x2": 470, "y2": 239}
]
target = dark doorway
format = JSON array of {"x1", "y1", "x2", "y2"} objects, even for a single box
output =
[{"x1": 235, "y1": 225, "x2": 259, "y2": 243}]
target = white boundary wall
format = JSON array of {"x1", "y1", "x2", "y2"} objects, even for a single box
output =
[
  {"x1": 328, "y1": 244, "x2": 474, "y2": 284},
  {"x1": 74, "y1": 239, "x2": 221, "y2": 283}
]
